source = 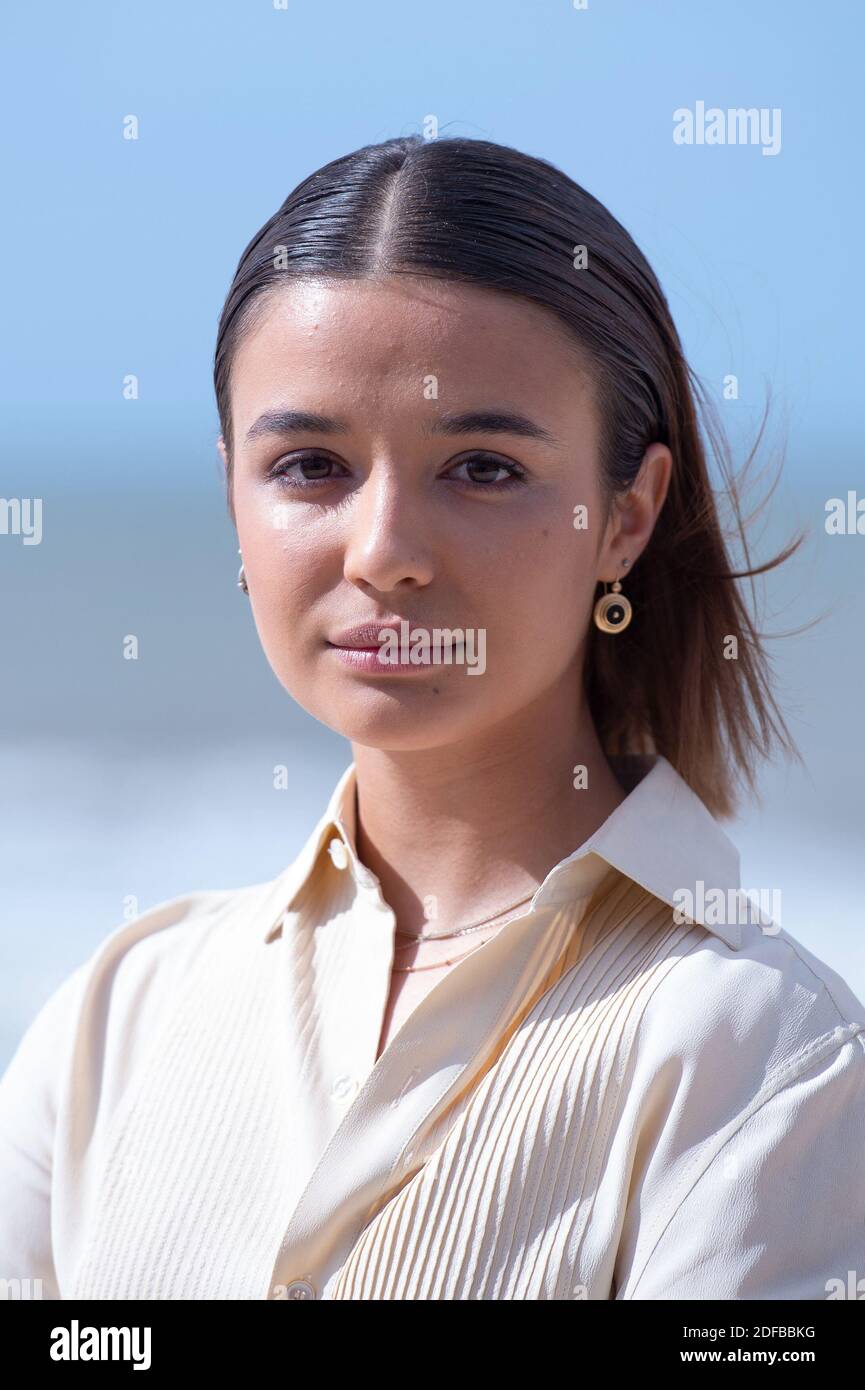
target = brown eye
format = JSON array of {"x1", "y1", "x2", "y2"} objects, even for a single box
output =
[
  {"x1": 445, "y1": 453, "x2": 527, "y2": 490},
  {"x1": 268, "y1": 453, "x2": 348, "y2": 488}
]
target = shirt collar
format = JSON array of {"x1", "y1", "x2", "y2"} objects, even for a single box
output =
[{"x1": 260, "y1": 754, "x2": 743, "y2": 950}]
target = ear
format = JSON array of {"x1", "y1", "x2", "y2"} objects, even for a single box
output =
[
  {"x1": 217, "y1": 436, "x2": 237, "y2": 524},
  {"x1": 596, "y1": 443, "x2": 672, "y2": 581}
]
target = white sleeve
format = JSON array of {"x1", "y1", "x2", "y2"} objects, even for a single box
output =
[
  {"x1": 617, "y1": 1028, "x2": 865, "y2": 1299},
  {"x1": 0, "y1": 964, "x2": 89, "y2": 1300}
]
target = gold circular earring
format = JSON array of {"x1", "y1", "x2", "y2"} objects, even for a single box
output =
[
  {"x1": 237, "y1": 548, "x2": 249, "y2": 595},
  {"x1": 593, "y1": 561, "x2": 632, "y2": 634}
]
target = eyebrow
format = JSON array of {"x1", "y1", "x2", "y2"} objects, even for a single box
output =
[{"x1": 243, "y1": 407, "x2": 562, "y2": 447}]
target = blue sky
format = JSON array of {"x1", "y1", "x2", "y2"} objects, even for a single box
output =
[{"x1": 1, "y1": 0, "x2": 861, "y2": 488}]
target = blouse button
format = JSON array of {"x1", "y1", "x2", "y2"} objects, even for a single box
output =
[
  {"x1": 284, "y1": 1278, "x2": 316, "y2": 1300},
  {"x1": 332, "y1": 1074, "x2": 359, "y2": 1102},
  {"x1": 328, "y1": 837, "x2": 349, "y2": 870}
]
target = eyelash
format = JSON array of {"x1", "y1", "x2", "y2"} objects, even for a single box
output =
[{"x1": 266, "y1": 451, "x2": 528, "y2": 493}]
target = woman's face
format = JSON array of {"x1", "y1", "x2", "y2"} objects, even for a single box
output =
[{"x1": 224, "y1": 275, "x2": 637, "y2": 751}]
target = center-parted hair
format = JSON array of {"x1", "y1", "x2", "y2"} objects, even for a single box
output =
[{"x1": 214, "y1": 134, "x2": 801, "y2": 818}]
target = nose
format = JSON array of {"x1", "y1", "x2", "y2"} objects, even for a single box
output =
[{"x1": 342, "y1": 466, "x2": 435, "y2": 593}]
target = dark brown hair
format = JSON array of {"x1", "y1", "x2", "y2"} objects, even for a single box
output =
[{"x1": 214, "y1": 134, "x2": 801, "y2": 818}]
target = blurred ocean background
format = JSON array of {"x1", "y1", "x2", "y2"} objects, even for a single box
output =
[{"x1": 1, "y1": 0, "x2": 863, "y2": 1067}]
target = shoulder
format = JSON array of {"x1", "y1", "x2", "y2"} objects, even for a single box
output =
[
  {"x1": 634, "y1": 914, "x2": 865, "y2": 1079},
  {"x1": 631, "y1": 911, "x2": 865, "y2": 1139},
  {"x1": 0, "y1": 878, "x2": 280, "y2": 1293},
  {"x1": 0, "y1": 876, "x2": 278, "y2": 1113},
  {"x1": 623, "y1": 915, "x2": 865, "y2": 1176},
  {"x1": 77, "y1": 879, "x2": 274, "y2": 993},
  {"x1": 615, "y1": 919, "x2": 865, "y2": 1297},
  {"x1": 69, "y1": 879, "x2": 274, "y2": 1017}
]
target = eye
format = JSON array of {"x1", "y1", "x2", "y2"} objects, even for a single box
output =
[
  {"x1": 443, "y1": 452, "x2": 527, "y2": 490},
  {"x1": 265, "y1": 449, "x2": 528, "y2": 492},
  {"x1": 267, "y1": 452, "x2": 348, "y2": 490}
]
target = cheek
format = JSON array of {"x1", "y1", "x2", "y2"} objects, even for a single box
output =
[
  {"x1": 237, "y1": 487, "x2": 322, "y2": 592},
  {"x1": 237, "y1": 489, "x2": 296, "y2": 563},
  {"x1": 492, "y1": 529, "x2": 594, "y2": 664},
  {"x1": 236, "y1": 503, "x2": 331, "y2": 669}
]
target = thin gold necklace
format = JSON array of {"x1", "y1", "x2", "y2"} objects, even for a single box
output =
[
  {"x1": 393, "y1": 892, "x2": 536, "y2": 944},
  {"x1": 391, "y1": 894, "x2": 536, "y2": 973},
  {"x1": 392, "y1": 933, "x2": 497, "y2": 973}
]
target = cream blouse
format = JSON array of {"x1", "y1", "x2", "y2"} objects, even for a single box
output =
[{"x1": 0, "y1": 754, "x2": 863, "y2": 1300}]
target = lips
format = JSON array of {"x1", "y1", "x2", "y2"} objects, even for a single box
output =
[{"x1": 328, "y1": 619, "x2": 415, "y2": 650}]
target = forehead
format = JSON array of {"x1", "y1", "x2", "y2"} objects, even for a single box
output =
[{"x1": 228, "y1": 275, "x2": 596, "y2": 440}]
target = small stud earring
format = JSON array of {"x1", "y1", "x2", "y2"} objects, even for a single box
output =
[{"x1": 237, "y1": 548, "x2": 249, "y2": 594}]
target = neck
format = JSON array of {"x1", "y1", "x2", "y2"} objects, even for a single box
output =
[{"x1": 352, "y1": 674, "x2": 627, "y2": 934}]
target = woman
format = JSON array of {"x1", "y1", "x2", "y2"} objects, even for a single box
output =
[{"x1": 1, "y1": 135, "x2": 863, "y2": 1301}]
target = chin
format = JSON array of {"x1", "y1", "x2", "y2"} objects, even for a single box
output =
[{"x1": 313, "y1": 692, "x2": 488, "y2": 752}]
